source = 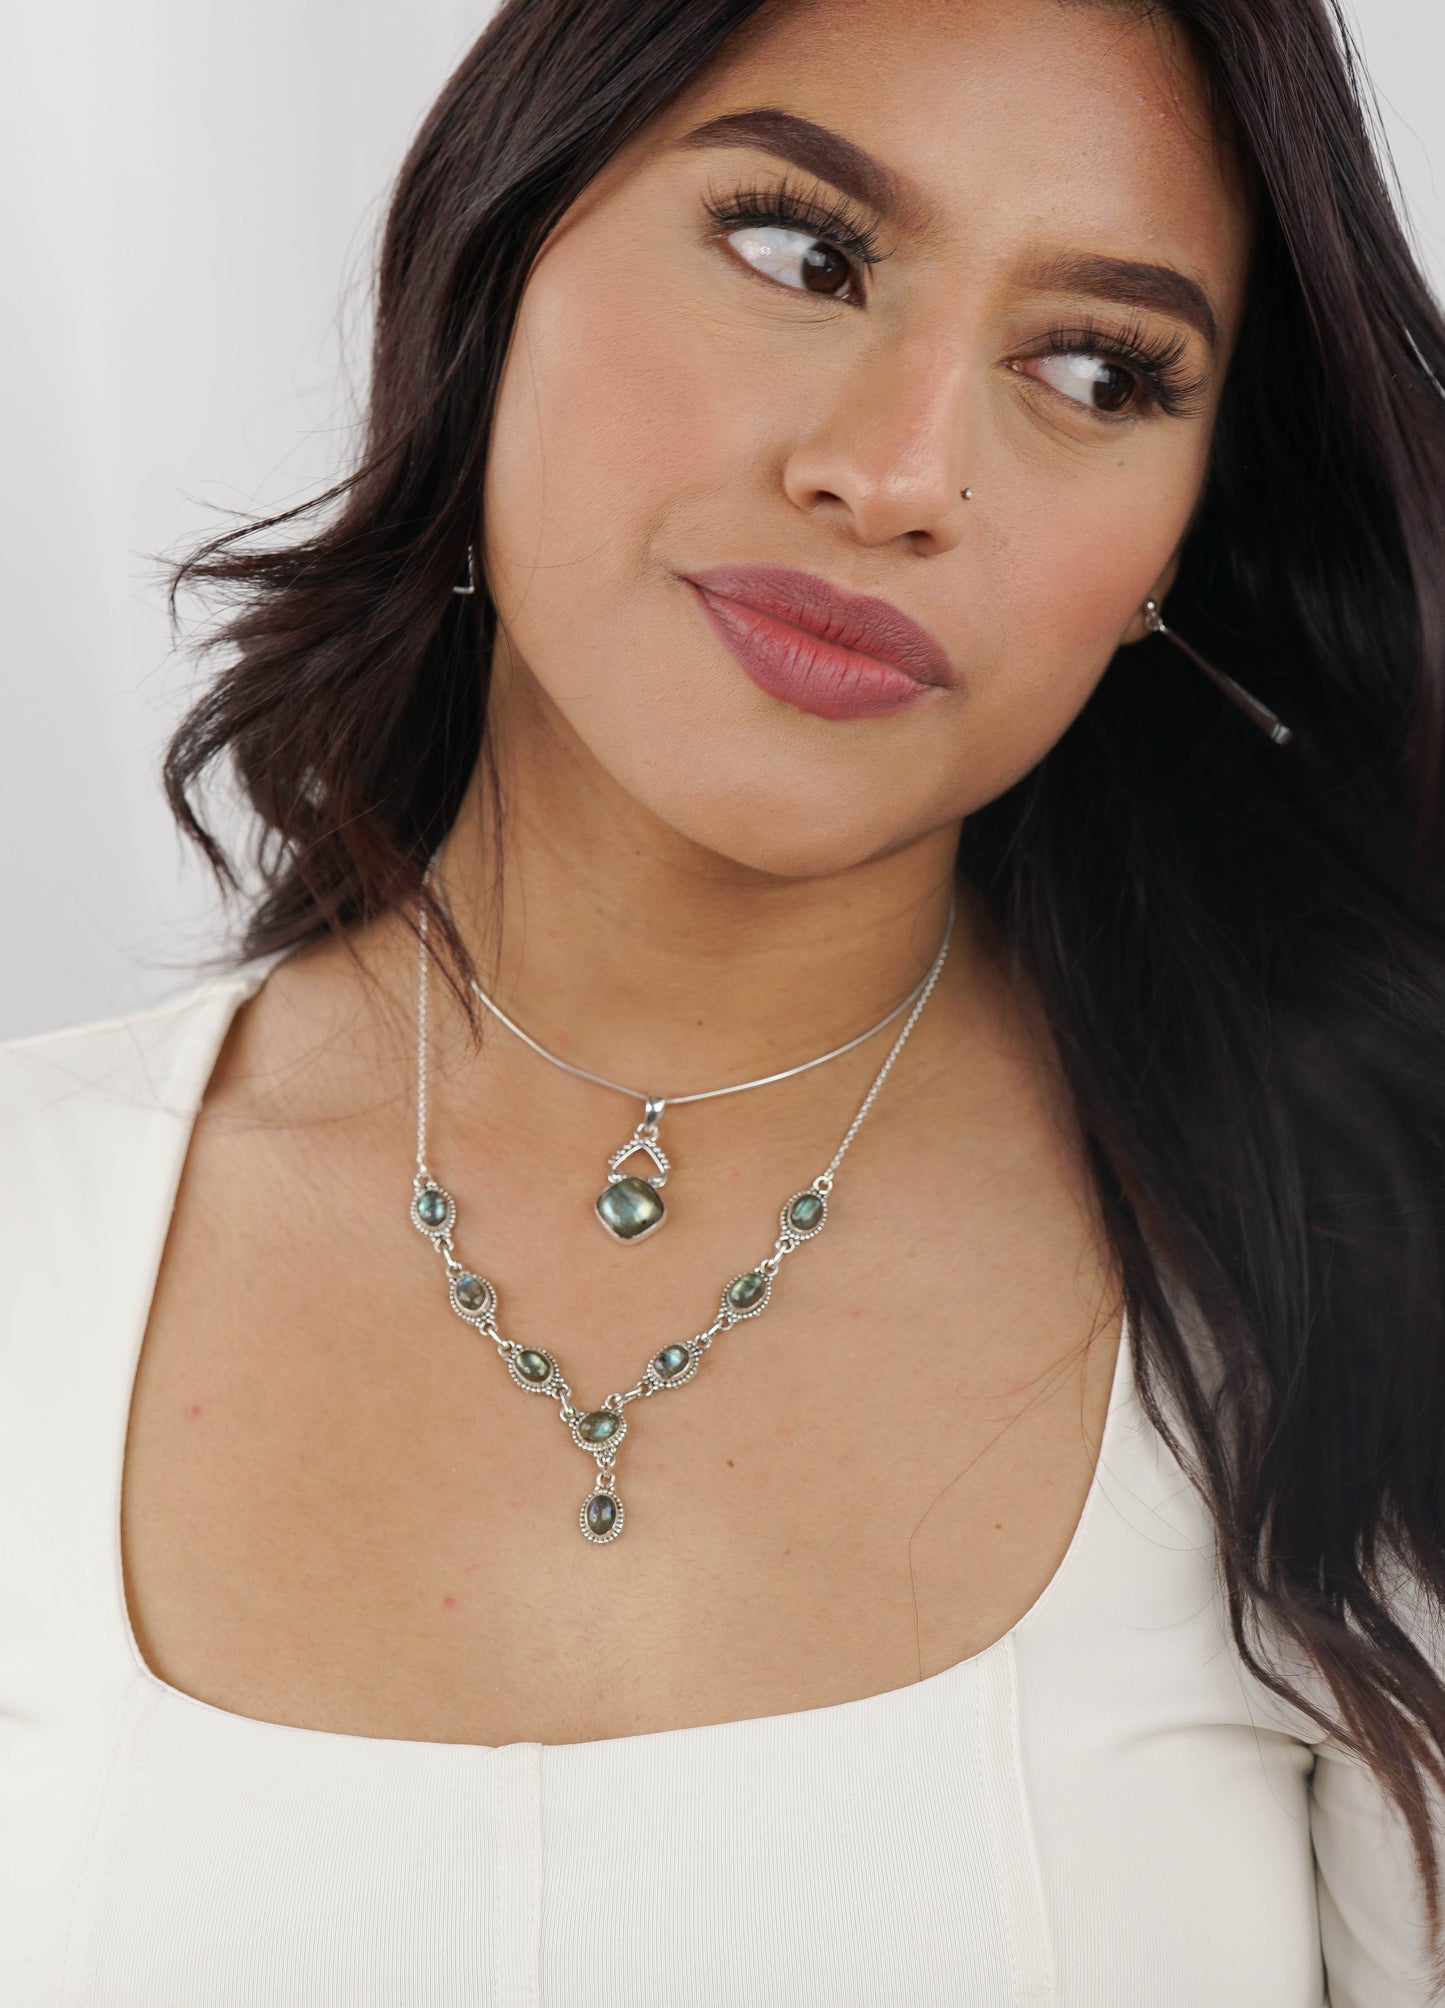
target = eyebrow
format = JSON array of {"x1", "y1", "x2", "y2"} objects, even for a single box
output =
[
  {"x1": 1017, "y1": 249, "x2": 1217, "y2": 353},
  {"x1": 676, "y1": 107, "x2": 1219, "y2": 354},
  {"x1": 677, "y1": 107, "x2": 928, "y2": 232}
]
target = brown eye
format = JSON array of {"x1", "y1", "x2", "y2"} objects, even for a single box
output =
[
  {"x1": 1085, "y1": 361, "x2": 1134, "y2": 414},
  {"x1": 1020, "y1": 352, "x2": 1140, "y2": 416},
  {"x1": 724, "y1": 225, "x2": 854, "y2": 298}
]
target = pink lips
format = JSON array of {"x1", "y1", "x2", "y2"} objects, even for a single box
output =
[{"x1": 682, "y1": 563, "x2": 955, "y2": 721}]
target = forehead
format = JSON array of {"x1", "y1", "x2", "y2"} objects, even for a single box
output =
[{"x1": 655, "y1": 0, "x2": 1254, "y2": 337}]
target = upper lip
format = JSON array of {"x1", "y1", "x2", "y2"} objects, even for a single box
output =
[{"x1": 681, "y1": 563, "x2": 956, "y2": 688}]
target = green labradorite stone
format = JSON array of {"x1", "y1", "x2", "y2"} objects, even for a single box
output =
[
  {"x1": 596, "y1": 1176, "x2": 666, "y2": 1240},
  {"x1": 416, "y1": 1187, "x2": 448, "y2": 1227},
  {"x1": 726, "y1": 1271, "x2": 767, "y2": 1311},
  {"x1": 456, "y1": 1273, "x2": 489, "y2": 1312},
  {"x1": 578, "y1": 1409, "x2": 619, "y2": 1443},
  {"x1": 516, "y1": 1349, "x2": 552, "y2": 1383},
  {"x1": 654, "y1": 1344, "x2": 691, "y2": 1379},
  {"x1": 586, "y1": 1494, "x2": 618, "y2": 1536},
  {"x1": 788, "y1": 1192, "x2": 824, "y2": 1231}
]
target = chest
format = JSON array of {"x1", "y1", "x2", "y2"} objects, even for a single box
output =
[{"x1": 119, "y1": 1078, "x2": 1119, "y2": 1748}]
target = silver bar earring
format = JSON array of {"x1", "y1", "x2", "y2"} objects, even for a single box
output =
[
  {"x1": 1141, "y1": 598, "x2": 1293, "y2": 746},
  {"x1": 452, "y1": 545, "x2": 478, "y2": 596}
]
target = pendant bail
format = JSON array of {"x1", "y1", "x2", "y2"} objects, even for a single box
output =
[{"x1": 595, "y1": 1109, "x2": 672, "y2": 1243}]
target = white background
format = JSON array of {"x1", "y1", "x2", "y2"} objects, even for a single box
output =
[{"x1": 2, "y1": 1, "x2": 1441, "y2": 1039}]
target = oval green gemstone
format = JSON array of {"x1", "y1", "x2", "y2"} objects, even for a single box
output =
[
  {"x1": 578, "y1": 1409, "x2": 619, "y2": 1442},
  {"x1": 596, "y1": 1176, "x2": 666, "y2": 1240},
  {"x1": 515, "y1": 1349, "x2": 552, "y2": 1383},
  {"x1": 654, "y1": 1344, "x2": 691, "y2": 1379},
  {"x1": 726, "y1": 1271, "x2": 767, "y2": 1311},
  {"x1": 788, "y1": 1192, "x2": 824, "y2": 1231},
  {"x1": 416, "y1": 1187, "x2": 448, "y2": 1226},
  {"x1": 586, "y1": 1494, "x2": 618, "y2": 1536},
  {"x1": 456, "y1": 1273, "x2": 489, "y2": 1312}
]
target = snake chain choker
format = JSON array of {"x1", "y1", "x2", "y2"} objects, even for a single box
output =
[{"x1": 407, "y1": 850, "x2": 956, "y2": 1543}]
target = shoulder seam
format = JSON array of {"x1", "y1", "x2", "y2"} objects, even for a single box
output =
[{"x1": 0, "y1": 971, "x2": 256, "y2": 1060}]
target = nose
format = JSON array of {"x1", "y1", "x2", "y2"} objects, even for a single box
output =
[{"x1": 779, "y1": 323, "x2": 977, "y2": 553}]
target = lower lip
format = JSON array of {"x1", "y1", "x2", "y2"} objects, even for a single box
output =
[{"x1": 685, "y1": 581, "x2": 944, "y2": 721}]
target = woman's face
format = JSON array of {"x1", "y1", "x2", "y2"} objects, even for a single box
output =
[{"x1": 481, "y1": 0, "x2": 1254, "y2": 878}]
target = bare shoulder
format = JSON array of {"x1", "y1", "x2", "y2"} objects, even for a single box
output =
[{"x1": 197, "y1": 919, "x2": 414, "y2": 1128}]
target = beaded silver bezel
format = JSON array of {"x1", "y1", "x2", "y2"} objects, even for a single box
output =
[
  {"x1": 448, "y1": 1270, "x2": 497, "y2": 1326},
  {"x1": 646, "y1": 1340, "x2": 702, "y2": 1391},
  {"x1": 780, "y1": 1187, "x2": 828, "y2": 1241},
  {"x1": 605, "y1": 1132, "x2": 671, "y2": 1188},
  {"x1": 568, "y1": 1406, "x2": 628, "y2": 1457},
  {"x1": 411, "y1": 1182, "x2": 456, "y2": 1239},
  {"x1": 720, "y1": 1269, "x2": 772, "y2": 1321},
  {"x1": 506, "y1": 1345, "x2": 560, "y2": 1395},
  {"x1": 580, "y1": 1487, "x2": 624, "y2": 1544}
]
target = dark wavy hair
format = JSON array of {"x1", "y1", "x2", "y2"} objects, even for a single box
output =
[{"x1": 163, "y1": 0, "x2": 1445, "y2": 1966}]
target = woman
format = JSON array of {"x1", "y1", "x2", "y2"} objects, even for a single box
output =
[{"x1": 3, "y1": 0, "x2": 1443, "y2": 1998}]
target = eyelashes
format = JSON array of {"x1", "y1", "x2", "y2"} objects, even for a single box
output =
[
  {"x1": 1021, "y1": 314, "x2": 1212, "y2": 421},
  {"x1": 701, "y1": 176, "x2": 1211, "y2": 424},
  {"x1": 701, "y1": 172, "x2": 888, "y2": 273}
]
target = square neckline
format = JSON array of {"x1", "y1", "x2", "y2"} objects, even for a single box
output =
[{"x1": 110, "y1": 943, "x2": 1136, "y2": 1756}]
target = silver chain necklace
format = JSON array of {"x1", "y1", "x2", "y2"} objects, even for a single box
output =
[
  {"x1": 408, "y1": 874, "x2": 955, "y2": 1543},
  {"x1": 456, "y1": 873, "x2": 953, "y2": 1244}
]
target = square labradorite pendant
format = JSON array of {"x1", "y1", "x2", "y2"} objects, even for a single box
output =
[{"x1": 596, "y1": 1175, "x2": 666, "y2": 1242}]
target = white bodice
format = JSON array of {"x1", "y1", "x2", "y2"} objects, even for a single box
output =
[{"x1": 0, "y1": 959, "x2": 1434, "y2": 2005}]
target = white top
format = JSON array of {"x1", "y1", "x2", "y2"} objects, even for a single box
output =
[{"x1": 0, "y1": 952, "x2": 1439, "y2": 2007}]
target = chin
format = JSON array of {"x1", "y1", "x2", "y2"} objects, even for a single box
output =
[{"x1": 628, "y1": 763, "x2": 927, "y2": 880}]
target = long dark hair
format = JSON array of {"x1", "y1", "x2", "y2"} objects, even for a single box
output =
[{"x1": 164, "y1": 0, "x2": 1445, "y2": 1962}]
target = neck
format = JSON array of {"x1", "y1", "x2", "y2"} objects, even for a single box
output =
[{"x1": 417, "y1": 662, "x2": 980, "y2": 1100}]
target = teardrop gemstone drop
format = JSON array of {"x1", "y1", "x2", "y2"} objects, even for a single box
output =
[{"x1": 583, "y1": 1492, "x2": 620, "y2": 1539}]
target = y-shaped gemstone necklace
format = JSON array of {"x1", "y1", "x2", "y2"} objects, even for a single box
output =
[{"x1": 408, "y1": 867, "x2": 955, "y2": 1543}]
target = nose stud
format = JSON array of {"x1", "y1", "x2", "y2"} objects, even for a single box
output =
[{"x1": 961, "y1": 487, "x2": 973, "y2": 500}]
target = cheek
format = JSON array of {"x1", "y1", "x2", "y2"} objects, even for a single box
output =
[
  {"x1": 483, "y1": 232, "x2": 763, "y2": 598},
  {"x1": 481, "y1": 235, "x2": 856, "y2": 869},
  {"x1": 963, "y1": 443, "x2": 1207, "y2": 774}
]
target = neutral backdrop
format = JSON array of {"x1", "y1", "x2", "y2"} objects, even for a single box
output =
[{"x1": 3, "y1": 1, "x2": 1441, "y2": 1039}]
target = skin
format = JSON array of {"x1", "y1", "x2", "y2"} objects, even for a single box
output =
[{"x1": 121, "y1": 0, "x2": 1256, "y2": 1744}]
